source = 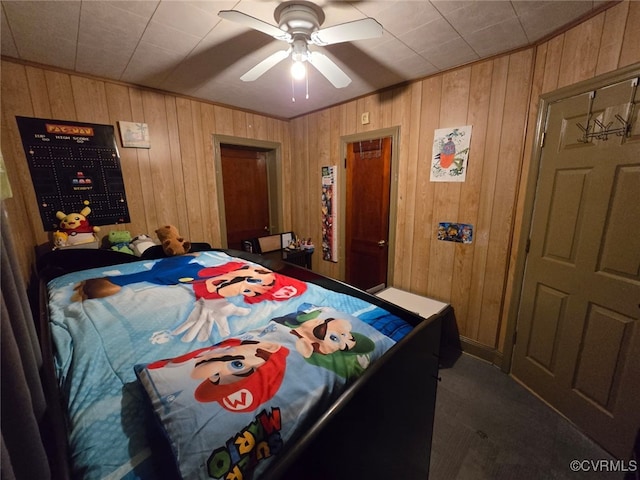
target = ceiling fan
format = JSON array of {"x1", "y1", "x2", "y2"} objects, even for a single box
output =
[{"x1": 218, "y1": 1, "x2": 383, "y2": 88}]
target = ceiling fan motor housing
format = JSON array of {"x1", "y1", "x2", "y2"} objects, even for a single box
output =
[{"x1": 275, "y1": 1, "x2": 325, "y2": 36}]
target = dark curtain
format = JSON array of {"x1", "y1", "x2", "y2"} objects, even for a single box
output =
[{"x1": 1, "y1": 205, "x2": 51, "y2": 479}]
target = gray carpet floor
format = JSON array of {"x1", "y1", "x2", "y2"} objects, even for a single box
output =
[{"x1": 429, "y1": 349, "x2": 626, "y2": 480}]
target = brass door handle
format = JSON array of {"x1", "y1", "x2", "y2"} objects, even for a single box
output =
[{"x1": 378, "y1": 240, "x2": 387, "y2": 247}]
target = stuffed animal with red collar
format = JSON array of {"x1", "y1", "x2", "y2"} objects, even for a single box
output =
[{"x1": 56, "y1": 201, "x2": 100, "y2": 246}]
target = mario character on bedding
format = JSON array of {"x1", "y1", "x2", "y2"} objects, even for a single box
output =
[
  {"x1": 135, "y1": 305, "x2": 396, "y2": 480},
  {"x1": 70, "y1": 255, "x2": 307, "y2": 341},
  {"x1": 147, "y1": 338, "x2": 289, "y2": 412}
]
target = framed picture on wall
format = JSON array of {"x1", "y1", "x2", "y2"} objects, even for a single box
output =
[
  {"x1": 430, "y1": 125, "x2": 472, "y2": 182},
  {"x1": 281, "y1": 232, "x2": 294, "y2": 249},
  {"x1": 118, "y1": 121, "x2": 150, "y2": 148}
]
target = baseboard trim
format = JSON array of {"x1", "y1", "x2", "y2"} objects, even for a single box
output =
[
  {"x1": 438, "y1": 307, "x2": 506, "y2": 369},
  {"x1": 453, "y1": 336, "x2": 503, "y2": 367}
]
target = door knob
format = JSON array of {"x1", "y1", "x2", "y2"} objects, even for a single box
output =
[
  {"x1": 264, "y1": 226, "x2": 269, "y2": 232},
  {"x1": 378, "y1": 240, "x2": 387, "y2": 247}
]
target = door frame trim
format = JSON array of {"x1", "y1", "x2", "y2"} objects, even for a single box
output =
[
  {"x1": 338, "y1": 126, "x2": 401, "y2": 285},
  {"x1": 502, "y1": 62, "x2": 640, "y2": 374},
  {"x1": 213, "y1": 135, "x2": 283, "y2": 248}
]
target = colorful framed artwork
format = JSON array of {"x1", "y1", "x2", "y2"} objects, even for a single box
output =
[{"x1": 118, "y1": 121, "x2": 150, "y2": 148}]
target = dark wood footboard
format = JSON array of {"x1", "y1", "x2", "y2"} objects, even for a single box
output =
[{"x1": 266, "y1": 312, "x2": 444, "y2": 480}]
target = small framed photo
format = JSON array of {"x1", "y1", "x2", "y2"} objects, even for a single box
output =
[
  {"x1": 118, "y1": 121, "x2": 150, "y2": 148},
  {"x1": 281, "y1": 232, "x2": 294, "y2": 249}
]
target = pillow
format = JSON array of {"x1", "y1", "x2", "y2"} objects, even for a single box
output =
[{"x1": 135, "y1": 305, "x2": 396, "y2": 479}]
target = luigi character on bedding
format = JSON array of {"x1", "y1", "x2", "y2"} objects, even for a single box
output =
[
  {"x1": 46, "y1": 251, "x2": 407, "y2": 479},
  {"x1": 135, "y1": 305, "x2": 395, "y2": 480},
  {"x1": 273, "y1": 306, "x2": 377, "y2": 378}
]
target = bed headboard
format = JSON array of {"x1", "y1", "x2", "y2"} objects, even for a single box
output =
[{"x1": 36, "y1": 242, "x2": 213, "y2": 282}]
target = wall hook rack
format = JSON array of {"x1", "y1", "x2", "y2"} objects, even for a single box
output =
[
  {"x1": 577, "y1": 114, "x2": 631, "y2": 142},
  {"x1": 576, "y1": 78, "x2": 638, "y2": 143}
]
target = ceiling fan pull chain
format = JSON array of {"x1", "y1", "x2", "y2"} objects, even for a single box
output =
[{"x1": 292, "y1": 75, "x2": 296, "y2": 102}]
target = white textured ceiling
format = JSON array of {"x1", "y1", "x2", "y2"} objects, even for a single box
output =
[{"x1": 1, "y1": 1, "x2": 612, "y2": 119}]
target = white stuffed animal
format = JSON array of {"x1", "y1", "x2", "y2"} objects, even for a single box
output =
[{"x1": 130, "y1": 234, "x2": 156, "y2": 257}]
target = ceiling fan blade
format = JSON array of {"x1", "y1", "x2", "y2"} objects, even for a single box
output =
[
  {"x1": 308, "y1": 51, "x2": 351, "y2": 88},
  {"x1": 311, "y1": 18, "x2": 383, "y2": 46},
  {"x1": 240, "y1": 49, "x2": 291, "y2": 82},
  {"x1": 219, "y1": 10, "x2": 291, "y2": 41}
]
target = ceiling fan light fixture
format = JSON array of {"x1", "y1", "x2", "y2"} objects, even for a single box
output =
[
  {"x1": 291, "y1": 60, "x2": 306, "y2": 80},
  {"x1": 220, "y1": 2, "x2": 383, "y2": 89}
]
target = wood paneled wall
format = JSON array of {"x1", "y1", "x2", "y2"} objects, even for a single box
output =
[
  {"x1": 291, "y1": 49, "x2": 536, "y2": 357},
  {"x1": 2, "y1": 1, "x2": 637, "y2": 358},
  {"x1": 289, "y1": 1, "x2": 639, "y2": 358},
  {"x1": 0, "y1": 62, "x2": 291, "y2": 281}
]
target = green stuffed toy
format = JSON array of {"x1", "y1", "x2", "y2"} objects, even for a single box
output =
[{"x1": 108, "y1": 230, "x2": 134, "y2": 255}]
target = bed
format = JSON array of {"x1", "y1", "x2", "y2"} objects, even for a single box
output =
[{"x1": 33, "y1": 246, "x2": 449, "y2": 480}]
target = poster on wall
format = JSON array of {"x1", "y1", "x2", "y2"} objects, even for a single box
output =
[
  {"x1": 16, "y1": 116, "x2": 130, "y2": 231},
  {"x1": 437, "y1": 222, "x2": 473, "y2": 244},
  {"x1": 430, "y1": 125, "x2": 472, "y2": 182},
  {"x1": 321, "y1": 165, "x2": 338, "y2": 262}
]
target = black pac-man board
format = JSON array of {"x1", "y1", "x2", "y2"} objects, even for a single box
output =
[{"x1": 16, "y1": 116, "x2": 130, "y2": 231}]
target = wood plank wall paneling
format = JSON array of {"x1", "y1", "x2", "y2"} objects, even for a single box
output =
[
  {"x1": 391, "y1": 84, "x2": 414, "y2": 290},
  {"x1": 596, "y1": 1, "x2": 629, "y2": 76},
  {"x1": 1, "y1": 1, "x2": 636, "y2": 355},
  {"x1": 1, "y1": 62, "x2": 291, "y2": 280},
  {"x1": 451, "y1": 61, "x2": 493, "y2": 335},
  {"x1": 412, "y1": 77, "x2": 442, "y2": 296},
  {"x1": 288, "y1": 1, "x2": 637, "y2": 356},
  {"x1": 479, "y1": 51, "x2": 533, "y2": 347},
  {"x1": 620, "y1": 2, "x2": 640, "y2": 67}
]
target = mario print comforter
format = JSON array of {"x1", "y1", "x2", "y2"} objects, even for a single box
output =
[{"x1": 46, "y1": 251, "x2": 410, "y2": 479}]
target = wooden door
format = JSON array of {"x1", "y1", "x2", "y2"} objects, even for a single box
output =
[
  {"x1": 220, "y1": 145, "x2": 270, "y2": 250},
  {"x1": 512, "y1": 78, "x2": 640, "y2": 459},
  {"x1": 345, "y1": 137, "x2": 392, "y2": 291}
]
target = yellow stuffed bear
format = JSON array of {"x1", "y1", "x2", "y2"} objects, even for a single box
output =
[{"x1": 155, "y1": 225, "x2": 191, "y2": 256}]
